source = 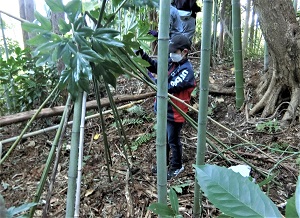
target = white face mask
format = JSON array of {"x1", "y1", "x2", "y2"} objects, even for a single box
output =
[{"x1": 170, "y1": 53, "x2": 183, "y2": 62}]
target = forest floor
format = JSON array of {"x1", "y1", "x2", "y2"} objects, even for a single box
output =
[{"x1": 0, "y1": 56, "x2": 299, "y2": 217}]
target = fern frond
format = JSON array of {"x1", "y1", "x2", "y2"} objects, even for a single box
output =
[{"x1": 131, "y1": 132, "x2": 156, "y2": 150}]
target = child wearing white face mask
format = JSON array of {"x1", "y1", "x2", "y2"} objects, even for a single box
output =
[{"x1": 136, "y1": 34, "x2": 196, "y2": 180}]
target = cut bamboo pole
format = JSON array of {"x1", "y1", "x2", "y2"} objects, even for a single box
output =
[
  {"x1": 75, "y1": 92, "x2": 87, "y2": 217},
  {"x1": 0, "y1": 101, "x2": 142, "y2": 145}
]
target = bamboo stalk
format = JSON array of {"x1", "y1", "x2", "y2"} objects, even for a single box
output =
[
  {"x1": 66, "y1": 91, "x2": 83, "y2": 217},
  {"x1": 42, "y1": 95, "x2": 72, "y2": 217},
  {"x1": 194, "y1": 0, "x2": 213, "y2": 215},
  {"x1": 0, "y1": 84, "x2": 59, "y2": 165},
  {"x1": 75, "y1": 92, "x2": 87, "y2": 217},
  {"x1": 155, "y1": 0, "x2": 171, "y2": 206},
  {"x1": 93, "y1": 77, "x2": 112, "y2": 182},
  {"x1": 29, "y1": 95, "x2": 72, "y2": 218},
  {"x1": 232, "y1": 0, "x2": 245, "y2": 109}
]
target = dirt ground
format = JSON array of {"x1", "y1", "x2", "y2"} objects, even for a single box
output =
[{"x1": 0, "y1": 57, "x2": 299, "y2": 217}]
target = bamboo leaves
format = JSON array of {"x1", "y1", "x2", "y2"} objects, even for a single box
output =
[{"x1": 21, "y1": 0, "x2": 143, "y2": 98}]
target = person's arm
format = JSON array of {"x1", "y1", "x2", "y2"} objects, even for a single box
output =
[{"x1": 140, "y1": 51, "x2": 158, "y2": 74}]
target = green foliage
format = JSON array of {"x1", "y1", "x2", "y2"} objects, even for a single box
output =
[
  {"x1": 269, "y1": 142, "x2": 294, "y2": 153},
  {"x1": 148, "y1": 188, "x2": 183, "y2": 218},
  {"x1": 131, "y1": 132, "x2": 155, "y2": 151},
  {"x1": 0, "y1": 47, "x2": 58, "y2": 114},
  {"x1": 21, "y1": 0, "x2": 155, "y2": 99},
  {"x1": 256, "y1": 119, "x2": 281, "y2": 133},
  {"x1": 171, "y1": 182, "x2": 192, "y2": 194},
  {"x1": 286, "y1": 195, "x2": 298, "y2": 218},
  {"x1": 0, "y1": 194, "x2": 37, "y2": 218},
  {"x1": 0, "y1": 38, "x2": 19, "y2": 55},
  {"x1": 195, "y1": 164, "x2": 300, "y2": 218}
]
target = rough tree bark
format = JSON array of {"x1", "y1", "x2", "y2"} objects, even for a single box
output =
[
  {"x1": 250, "y1": 0, "x2": 300, "y2": 123},
  {"x1": 19, "y1": 0, "x2": 35, "y2": 47}
]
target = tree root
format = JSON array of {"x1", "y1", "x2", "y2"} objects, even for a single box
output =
[
  {"x1": 282, "y1": 87, "x2": 300, "y2": 122},
  {"x1": 249, "y1": 73, "x2": 281, "y2": 117},
  {"x1": 250, "y1": 74, "x2": 300, "y2": 124}
]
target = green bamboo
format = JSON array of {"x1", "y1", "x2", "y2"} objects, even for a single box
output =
[
  {"x1": 232, "y1": 0, "x2": 244, "y2": 109},
  {"x1": 242, "y1": 0, "x2": 251, "y2": 58},
  {"x1": 156, "y1": 0, "x2": 171, "y2": 205},
  {"x1": 104, "y1": 82, "x2": 133, "y2": 169},
  {"x1": 42, "y1": 95, "x2": 72, "y2": 217},
  {"x1": 193, "y1": 0, "x2": 213, "y2": 216},
  {"x1": 0, "y1": 84, "x2": 59, "y2": 165},
  {"x1": 75, "y1": 92, "x2": 87, "y2": 217},
  {"x1": 212, "y1": 0, "x2": 218, "y2": 59},
  {"x1": 65, "y1": 91, "x2": 83, "y2": 218},
  {"x1": 29, "y1": 95, "x2": 72, "y2": 218},
  {"x1": 93, "y1": 77, "x2": 112, "y2": 182}
]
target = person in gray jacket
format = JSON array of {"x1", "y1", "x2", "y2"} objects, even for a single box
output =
[
  {"x1": 172, "y1": 0, "x2": 201, "y2": 42},
  {"x1": 148, "y1": 5, "x2": 183, "y2": 40}
]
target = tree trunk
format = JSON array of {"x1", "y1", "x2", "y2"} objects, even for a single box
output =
[
  {"x1": 242, "y1": 0, "x2": 251, "y2": 58},
  {"x1": 19, "y1": 0, "x2": 35, "y2": 47},
  {"x1": 249, "y1": 3, "x2": 255, "y2": 50},
  {"x1": 250, "y1": 0, "x2": 300, "y2": 123},
  {"x1": 218, "y1": 0, "x2": 227, "y2": 58},
  {"x1": 51, "y1": 12, "x2": 65, "y2": 74}
]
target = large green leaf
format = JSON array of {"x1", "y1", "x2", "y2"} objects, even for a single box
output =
[
  {"x1": 45, "y1": 0, "x2": 64, "y2": 12},
  {"x1": 59, "y1": 68, "x2": 72, "y2": 89},
  {"x1": 148, "y1": 203, "x2": 175, "y2": 217},
  {"x1": 93, "y1": 64, "x2": 117, "y2": 88},
  {"x1": 35, "y1": 54, "x2": 51, "y2": 66},
  {"x1": 92, "y1": 28, "x2": 123, "y2": 47},
  {"x1": 101, "y1": 60, "x2": 124, "y2": 76},
  {"x1": 58, "y1": 19, "x2": 72, "y2": 34},
  {"x1": 21, "y1": 22, "x2": 49, "y2": 33},
  {"x1": 195, "y1": 164, "x2": 282, "y2": 218},
  {"x1": 6, "y1": 202, "x2": 37, "y2": 217},
  {"x1": 26, "y1": 34, "x2": 52, "y2": 46},
  {"x1": 74, "y1": 33, "x2": 90, "y2": 47},
  {"x1": 35, "y1": 41, "x2": 61, "y2": 55},
  {"x1": 169, "y1": 188, "x2": 179, "y2": 215},
  {"x1": 296, "y1": 175, "x2": 300, "y2": 217},
  {"x1": 79, "y1": 46, "x2": 102, "y2": 62},
  {"x1": 65, "y1": 0, "x2": 82, "y2": 23},
  {"x1": 34, "y1": 11, "x2": 52, "y2": 31},
  {"x1": 286, "y1": 195, "x2": 298, "y2": 218},
  {"x1": 76, "y1": 27, "x2": 94, "y2": 37},
  {"x1": 92, "y1": 37, "x2": 124, "y2": 48},
  {"x1": 93, "y1": 28, "x2": 120, "y2": 38}
]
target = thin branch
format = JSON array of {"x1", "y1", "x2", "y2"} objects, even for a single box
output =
[{"x1": 0, "y1": 10, "x2": 28, "y2": 23}]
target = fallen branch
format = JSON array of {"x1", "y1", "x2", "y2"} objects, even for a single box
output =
[
  {"x1": 1, "y1": 101, "x2": 143, "y2": 145},
  {"x1": 0, "y1": 92, "x2": 155, "y2": 127}
]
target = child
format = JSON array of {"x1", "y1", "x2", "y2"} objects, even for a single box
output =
[{"x1": 137, "y1": 34, "x2": 196, "y2": 179}]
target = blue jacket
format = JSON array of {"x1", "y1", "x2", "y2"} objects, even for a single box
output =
[{"x1": 142, "y1": 52, "x2": 195, "y2": 122}]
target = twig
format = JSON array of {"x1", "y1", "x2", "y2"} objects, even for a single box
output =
[
  {"x1": 234, "y1": 150, "x2": 299, "y2": 174},
  {"x1": 0, "y1": 10, "x2": 28, "y2": 23}
]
